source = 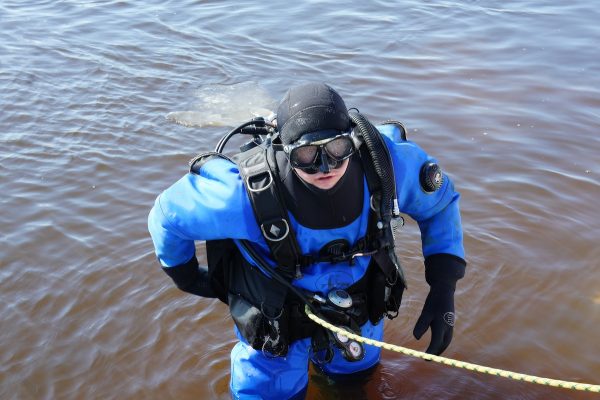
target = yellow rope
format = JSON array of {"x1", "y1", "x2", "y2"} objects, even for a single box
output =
[{"x1": 305, "y1": 305, "x2": 600, "y2": 393}]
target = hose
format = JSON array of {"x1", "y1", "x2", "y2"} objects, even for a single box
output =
[
  {"x1": 215, "y1": 117, "x2": 275, "y2": 153},
  {"x1": 349, "y1": 112, "x2": 398, "y2": 221}
]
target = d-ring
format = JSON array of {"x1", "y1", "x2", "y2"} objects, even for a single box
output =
[
  {"x1": 247, "y1": 170, "x2": 273, "y2": 193},
  {"x1": 261, "y1": 219, "x2": 290, "y2": 242}
]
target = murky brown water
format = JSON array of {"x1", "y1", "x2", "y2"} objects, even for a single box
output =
[{"x1": 1, "y1": 1, "x2": 598, "y2": 399}]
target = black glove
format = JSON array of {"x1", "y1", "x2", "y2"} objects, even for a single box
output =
[
  {"x1": 413, "y1": 254, "x2": 466, "y2": 355},
  {"x1": 162, "y1": 255, "x2": 217, "y2": 298}
]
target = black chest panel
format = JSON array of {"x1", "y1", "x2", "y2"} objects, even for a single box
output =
[{"x1": 275, "y1": 151, "x2": 364, "y2": 230}]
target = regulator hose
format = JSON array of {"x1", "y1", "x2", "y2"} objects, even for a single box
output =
[
  {"x1": 349, "y1": 112, "x2": 405, "y2": 289},
  {"x1": 349, "y1": 112, "x2": 399, "y2": 223},
  {"x1": 215, "y1": 117, "x2": 275, "y2": 153}
]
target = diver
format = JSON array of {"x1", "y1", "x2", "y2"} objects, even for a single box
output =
[{"x1": 148, "y1": 82, "x2": 466, "y2": 399}]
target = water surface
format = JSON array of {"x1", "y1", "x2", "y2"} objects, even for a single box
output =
[{"x1": 1, "y1": 1, "x2": 599, "y2": 399}]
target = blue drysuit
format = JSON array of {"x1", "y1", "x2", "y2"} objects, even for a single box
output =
[{"x1": 148, "y1": 124, "x2": 465, "y2": 399}]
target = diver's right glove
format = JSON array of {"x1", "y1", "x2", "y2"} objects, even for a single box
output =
[
  {"x1": 413, "y1": 254, "x2": 466, "y2": 355},
  {"x1": 161, "y1": 255, "x2": 217, "y2": 298}
]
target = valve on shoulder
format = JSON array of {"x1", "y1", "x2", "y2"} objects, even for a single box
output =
[
  {"x1": 332, "y1": 326, "x2": 365, "y2": 362},
  {"x1": 240, "y1": 125, "x2": 270, "y2": 135},
  {"x1": 327, "y1": 289, "x2": 353, "y2": 310},
  {"x1": 239, "y1": 137, "x2": 264, "y2": 152}
]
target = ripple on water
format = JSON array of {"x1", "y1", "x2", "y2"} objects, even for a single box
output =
[{"x1": 1, "y1": 1, "x2": 600, "y2": 398}]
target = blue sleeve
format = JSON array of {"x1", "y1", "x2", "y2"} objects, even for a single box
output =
[
  {"x1": 147, "y1": 158, "x2": 263, "y2": 267},
  {"x1": 378, "y1": 124, "x2": 465, "y2": 260}
]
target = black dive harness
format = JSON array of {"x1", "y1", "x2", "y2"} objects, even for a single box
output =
[{"x1": 190, "y1": 113, "x2": 408, "y2": 359}]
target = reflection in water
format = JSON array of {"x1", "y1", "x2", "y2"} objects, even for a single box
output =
[{"x1": 166, "y1": 82, "x2": 276, "y2": 127}]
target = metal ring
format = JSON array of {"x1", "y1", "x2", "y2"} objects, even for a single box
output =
[
  {"x1": 260, "y1": 219, "x2": 290, "y2": 242},
  {"x1": 386, "y1": 269, "x2": 399, "y2": 286},
  {"x1": 260, "y1": 301, "x2": 284, "y2": 320},
  {"x1": 261, "y1": 340, "x2": 281, "y2": 359},
  {"x1": 246, "y1": 170, "x2": 273, "y2": 193},
  {"x1": 370, "y1": 195, "x2": 377, "y2": 212}
]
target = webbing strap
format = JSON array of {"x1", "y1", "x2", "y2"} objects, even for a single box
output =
[{"x1": 235, "y1": 146, "x2": 302, "y2": 280}]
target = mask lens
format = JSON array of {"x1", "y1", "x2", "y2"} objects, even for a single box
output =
[
  {"x1": 288, "y1": 133, "x2": 354, "y2": 174},
  {"x1": 290, "y1": 145, "x2": 319, "y2": 167},
  {"x1": 324, "y1": 137, "x2": 354, "y2": 160}
]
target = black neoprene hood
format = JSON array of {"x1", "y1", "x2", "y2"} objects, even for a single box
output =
[{"x1": 276, "y1": 82, "x2": 351, "y2": 145}]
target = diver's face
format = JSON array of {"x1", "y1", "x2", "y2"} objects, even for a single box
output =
[{"x1": 293, "y1": 158, "x2": 350, "y2": 190}]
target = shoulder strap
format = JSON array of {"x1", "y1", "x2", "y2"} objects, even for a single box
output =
[
  {"x1": 381, "y1": 120, "x2": 408, "y2": 141},
  {"x1": 235, "y1": 145, "x2": 302, "y2": 280},
  {"x1": 189, "y1": 151, "x2": 234, "y2": 174}
]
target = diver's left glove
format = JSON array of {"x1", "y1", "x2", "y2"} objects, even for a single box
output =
[
  {"x1": 413, "y1": 254, "x2": 466, "y2": 356},
  {"x1": 162, "y1": 255, "x2": 217, "y2": 298}
]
